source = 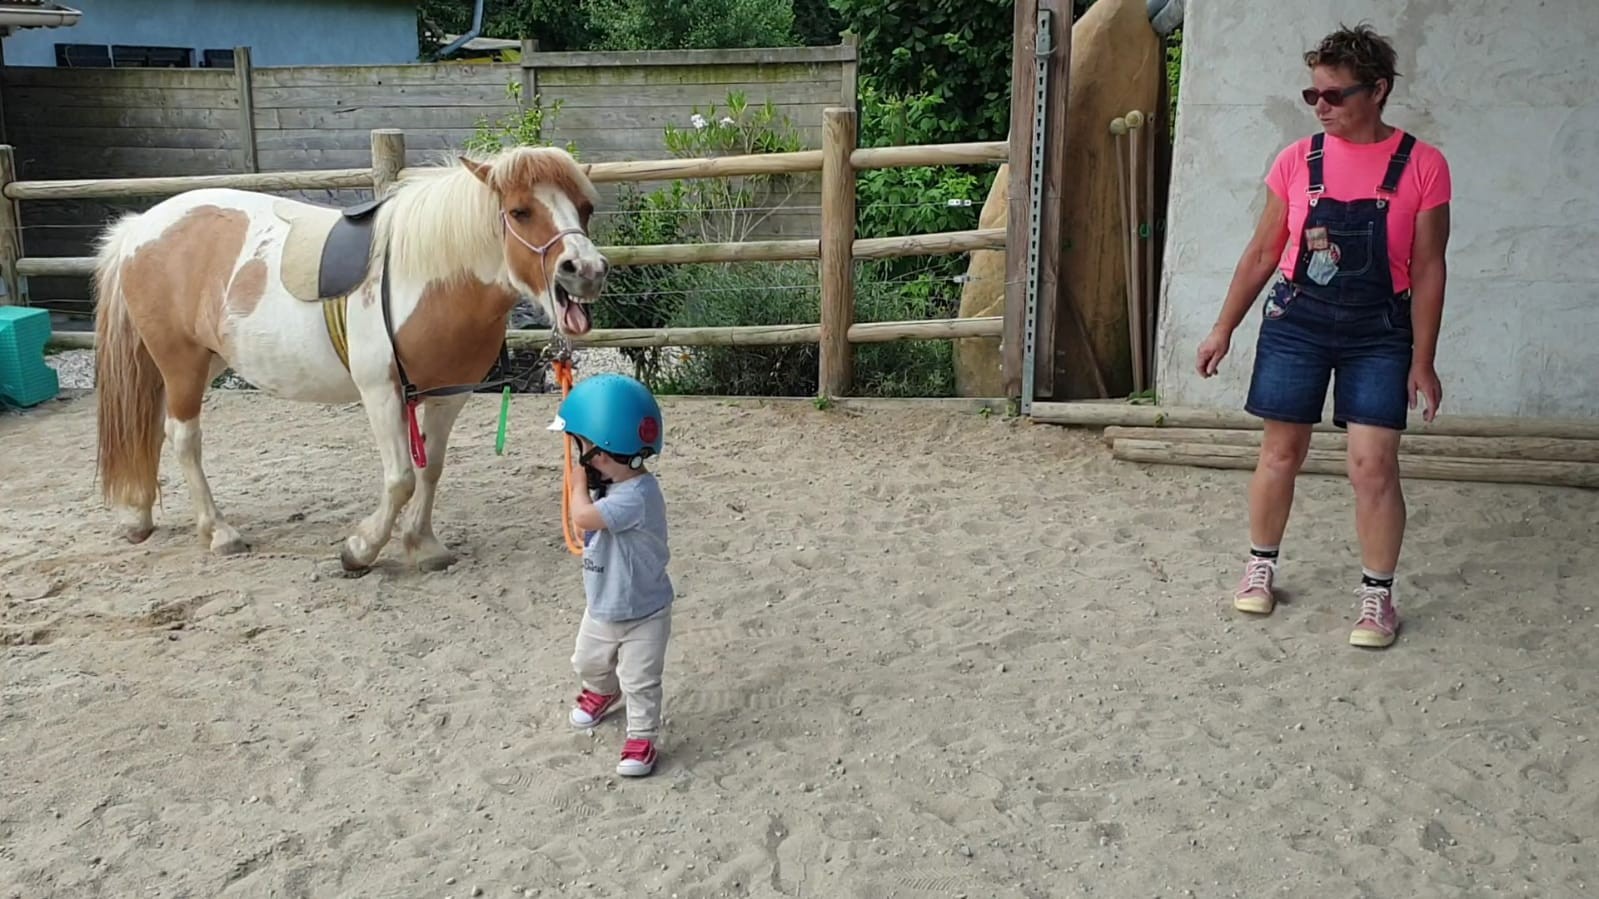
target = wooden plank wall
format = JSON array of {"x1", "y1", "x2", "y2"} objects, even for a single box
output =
[{"x1": 0, "y1": 45, "x2": 854, "y2": 315}]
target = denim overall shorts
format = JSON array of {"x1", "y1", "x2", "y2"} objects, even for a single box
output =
[{"x1": 1245, "y1": 132, "x2": 1418, "y2": 431}]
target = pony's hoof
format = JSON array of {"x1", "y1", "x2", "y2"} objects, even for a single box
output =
[
  {"x1": 339, "y1": 543, "x2": 373, "y2": 574},
  {"x1": 123, "y1": 525, "x2": 155, "y2": 544},
  {"x1": 211, "y1": 533, "x2": 249, "y2": 556}
]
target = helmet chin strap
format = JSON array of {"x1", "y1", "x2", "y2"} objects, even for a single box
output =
[{"x1": 571, "y1": 436, "x2": 646, "y2": 495}]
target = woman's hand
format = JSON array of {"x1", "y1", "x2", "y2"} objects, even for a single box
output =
[
  {"x1": 1408, "y1": 361, "x2": 1443, "y2": 422},
  {"x1": 1196, "y1": 324, "x2": 1232, "y2": 378}
]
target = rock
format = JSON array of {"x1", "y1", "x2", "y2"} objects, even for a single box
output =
[
  {"x1": 953, "y1": 165, "x2": 1009, "y2": 398},
  {"x1": 956, "y1": 0, "x2": 1162, "y2": 400}
]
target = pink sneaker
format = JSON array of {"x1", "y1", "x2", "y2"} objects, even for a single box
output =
[
  {"x1": 1349, "y1": 584, "x2": 1399, "y2": 648},
  {"x1": 617, "y1": 738, "x2": 657, "y2": 777},
  {"x1": 1232, "y1": 557, "x2": 1277, "y2": 614},
  {"x1": 569, "y1": 689, "x2": 619, "y2": 728}
]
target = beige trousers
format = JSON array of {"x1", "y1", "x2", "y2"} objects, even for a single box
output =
[{"x1": 571, "y1": 605, "x2": 671, "y2": 740}]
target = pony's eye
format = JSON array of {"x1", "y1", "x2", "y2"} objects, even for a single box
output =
[{"x1": 509, "y1": 208, "x2": 531, "y2": 221}]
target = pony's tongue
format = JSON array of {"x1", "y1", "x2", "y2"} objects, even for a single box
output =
[{"x1": 561, "y1": 300, "x2": 591, "y2": 335}]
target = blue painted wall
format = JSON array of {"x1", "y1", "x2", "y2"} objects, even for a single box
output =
[{"x1": 1, "y1": 0, "x2": 419, "y2": 68}]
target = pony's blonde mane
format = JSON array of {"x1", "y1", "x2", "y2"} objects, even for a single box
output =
[{"x1": 374, "y1": 145, "x2": 597, "y2": 287}]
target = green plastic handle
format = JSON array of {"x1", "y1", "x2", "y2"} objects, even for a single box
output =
[{"x1": 495, "y1": 386, "x2": 511, "y2": 455}]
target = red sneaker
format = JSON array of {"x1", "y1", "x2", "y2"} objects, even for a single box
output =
[
  {"x1": 569, "y1": 689, "x2": 619, "y2": 728},
  {"x1": 616, "y1": 738, "x2": 657, "y2": 777}
]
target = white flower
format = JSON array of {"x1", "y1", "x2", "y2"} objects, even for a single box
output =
[
  {"x1": 690, "y1": 113, "x2": 708, "y2": 130},
  {"x1": 719, "y1": 116, "x2": 734, "y2": 126}
]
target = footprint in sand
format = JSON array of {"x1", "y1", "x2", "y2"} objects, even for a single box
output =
[{"x1": 1518, "y1": 761, "x2": 1568, "y2": 795}]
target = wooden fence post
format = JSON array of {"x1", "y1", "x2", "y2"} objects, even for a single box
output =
[
  {"x1": 839, "y1": 33, "x2": 860, "y2": 114},
  {"x1": 0, "y1": 146, "x2": 23, "y2": 306},
  {"x1": 518, "y1": 39, "x2": 540, "y2": 110},
  {"x1": 818, "y1": 107, "x2": 857, "y2": 398},
  {"x1": 233, "y1": 46, "x2": 258, "y2": 173},
  {"x1": 371, "y1": 129, "x2": 405, "y2": 198}
]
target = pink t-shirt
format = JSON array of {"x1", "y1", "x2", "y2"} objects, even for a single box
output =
[{"x1": 1265, "y1": 129, "x2": 1451, "y2": 292}]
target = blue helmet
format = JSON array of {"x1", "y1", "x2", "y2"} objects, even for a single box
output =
[{"x1": 547, "y1": 372, "x2": 664, "y2": 463}]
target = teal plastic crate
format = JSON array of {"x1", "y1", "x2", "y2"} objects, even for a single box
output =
[{"x1": 0, "y1": 306, "x2": 61, "y2": 408}]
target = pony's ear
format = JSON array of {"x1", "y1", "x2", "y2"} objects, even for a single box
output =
[{"x1": 458, "y1": 156, "x2": 494, "y2": 188}]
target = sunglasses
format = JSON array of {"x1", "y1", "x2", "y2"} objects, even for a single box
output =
[{"x1": 1302, "y1": 83, "x2": 1374, "y2": 106}]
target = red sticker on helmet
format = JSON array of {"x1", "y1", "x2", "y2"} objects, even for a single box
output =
[{"x1": 638, "y1": 416, "x2": 660, "y2": 444}]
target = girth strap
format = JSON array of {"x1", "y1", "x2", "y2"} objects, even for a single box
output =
[{"x1": 377, "y1": 246, "x2": 515, "y2": 405}]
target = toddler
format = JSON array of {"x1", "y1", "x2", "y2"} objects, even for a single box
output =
[{"x1": 547, "y1": 373, "x2": 673, "y2": 776}]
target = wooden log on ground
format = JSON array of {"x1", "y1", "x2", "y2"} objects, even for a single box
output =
[
  {"x1": 1111, "y1": 438, "x2": 1599, "y2": 489},
  {"x1": 1102, "y1": 426, "x2": 1599, "y2": 464},
  {"x1": 1032, "y1": 400, "x2": 1599, "y2": 441}
]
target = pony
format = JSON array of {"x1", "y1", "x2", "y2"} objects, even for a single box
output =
[{"x1": 91, "y1": 145, "x2": 608, "y2": 573}]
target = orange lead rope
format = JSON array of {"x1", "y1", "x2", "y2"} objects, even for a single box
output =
[{"x1": 553, "y1": 358, "x2": 584, "y2": 556}]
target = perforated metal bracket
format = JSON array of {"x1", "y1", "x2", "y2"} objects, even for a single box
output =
[{"x1": 1021, "y1": 8, "x2": 1054, "y2": 415}]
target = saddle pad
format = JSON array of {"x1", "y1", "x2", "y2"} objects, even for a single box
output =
[{"x1": 272, "y1": 197, "x2": 384, "y2": 303}]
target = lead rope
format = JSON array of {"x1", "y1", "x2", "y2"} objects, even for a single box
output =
[{"x1": 552, "y1": 357, "x2": 584, "y2": 557}]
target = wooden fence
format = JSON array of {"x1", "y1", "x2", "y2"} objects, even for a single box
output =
[
  {"x1": 0, "y1": 44, "x2": 856, "y2": 311},
  {"x1": 0, "y1": 110, "x2": 1006, "y2": 398}
]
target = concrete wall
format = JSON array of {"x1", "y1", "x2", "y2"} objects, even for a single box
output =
[
  {"x1": 1156, "y1": 0, "x2": 1599, "y2": 419},
  {"x1": 1, "y1": 0, "x2": 418, "y2": 68}
]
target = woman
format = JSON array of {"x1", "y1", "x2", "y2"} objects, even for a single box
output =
[{"x1": 1194, "y1": 23, "x2": 1452, "y2": 649}]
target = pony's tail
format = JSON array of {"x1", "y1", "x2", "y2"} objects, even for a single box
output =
[{"x1": 93, "y1": 216, "x2": 164, "y2": 511}]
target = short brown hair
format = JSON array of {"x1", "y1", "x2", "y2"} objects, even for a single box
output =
[{"x1": 1304, "y1": 23, "x2": 1401, "y2": 107}]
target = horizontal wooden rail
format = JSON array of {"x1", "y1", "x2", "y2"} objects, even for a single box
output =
[
  {"x1": 853, "y1": 228, "x2": 1005, "y2": 259},
  {"x1": 3, "y1": 168, "x2": 373, "y2": 201},
  {"x1": 850, "y1": 141, "x2": 1009, "y2": 170},
  {"x1": 608, "y1": 239, "x2": 815, "y2": 266},
  {"x1": 18, "y1": 227, "x2": 1005, "y2": 278},
  {"x1": 2, "y1": 139, "x2": 1011, "y2": 202},
  {"x1": 10, "y1": 119, "x2": 1014, "y2": 399},
  {"x1": 48, "y1": 316, "x2": 1002, "y2": 352},
  {"x1": 516, "y1": 316, "x2": 1007, "y2": 349}
]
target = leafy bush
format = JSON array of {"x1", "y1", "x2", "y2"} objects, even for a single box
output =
[
  {"x1": 586, "y1": 0, "x2": 797, "y2": 50},
  {"x1": 463, "y1": 80, "x2": 574, "y2": 156},
  {"x1": 581, "y1": 88, "x2": 961, "y2": 398},
  {"x1": 587, "y1": 92, "x2": 808, "y2": 386},
  {"x1": 850, "y1": 78, "x2": 988, "y2": 343},
  {"x1": 827, "y1": 0, "x2": 1014, "y2": 142}
]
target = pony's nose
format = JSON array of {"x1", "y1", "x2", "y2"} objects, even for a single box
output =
[{"x1": 560, "y1": 257, "x2": 607, "y2": 282}]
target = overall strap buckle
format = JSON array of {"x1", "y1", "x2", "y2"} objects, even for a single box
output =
[
  {"x1": 1377, "y1": 132, "x2": 1419, "y2": 197},
  {"x1": 1306, "y1": 133, "x2": 1326, "y2": 205}
]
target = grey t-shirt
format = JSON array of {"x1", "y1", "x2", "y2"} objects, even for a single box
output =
[{"x1": 582, "y1": 473, "x2": 674, "y2": 622}]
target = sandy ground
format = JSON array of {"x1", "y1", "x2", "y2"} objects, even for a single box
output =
[{"x1": 2, "y1": 390, "x2": 1596, "y2": 899}]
